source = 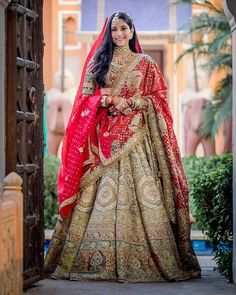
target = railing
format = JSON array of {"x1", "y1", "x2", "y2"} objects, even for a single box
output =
[{"x1": 0, "y1": 172, "x2": 23, "y2": 295}]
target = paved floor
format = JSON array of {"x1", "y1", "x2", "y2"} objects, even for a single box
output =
[{"x1": 24, "y1": 257, "x2": 236, "y2": 295}]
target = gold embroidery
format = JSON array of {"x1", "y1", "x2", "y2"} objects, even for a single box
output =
[
  {"x1": 105, "y1": 54, "x2": 141, "y2": 93},
  {"x1": 79, "y1": 126, "x2": 147, "y2": 190},
  {"x1": 126, "y1": 70, "x2": 143, "y2": 91},
  {"x1": 111, "y1": 55, "x2": 142, "y2": 96},
  {"x1": 145, "y1": 99, "x2": 176, "y2": 224},
  {"x1": 82, "y1": 59, "x2": 95, "y2": 95},
  {"x1": 59, "y1": 194, "x2": 77, "y2": 212},
  {"x1": 46, "y1": 130, "x2": 200, "y2": 282},
  {"x1": 128, "y1": 113, "x2": 143, "y2": 132}
]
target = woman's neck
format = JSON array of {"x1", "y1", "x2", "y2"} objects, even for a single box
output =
[{"x1": 113, "y1": 45, "x2": 131, "y2": 59}]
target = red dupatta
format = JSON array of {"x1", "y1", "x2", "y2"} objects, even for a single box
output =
[{"x1": 57, "y1": 19, "x2": 108, "y2": 218}]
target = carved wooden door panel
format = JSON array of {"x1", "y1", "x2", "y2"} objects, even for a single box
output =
[{"x1": 5, "y1": 0, "x2": 44, "y2": 288}]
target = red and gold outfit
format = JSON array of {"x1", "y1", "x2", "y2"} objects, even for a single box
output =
[{"x1": 45, "y1": 23, "x2": 201, "y2": 282}]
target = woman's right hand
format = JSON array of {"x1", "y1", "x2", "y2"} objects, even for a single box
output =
[{"x1": 109, "y1": 96, "x2": 129, "y2": 115}]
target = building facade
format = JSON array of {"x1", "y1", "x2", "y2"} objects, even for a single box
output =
[{"x1": 43, "y1": 0, "x2": 195, "y2": 154}]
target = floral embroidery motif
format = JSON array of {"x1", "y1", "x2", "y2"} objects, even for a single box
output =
[
  {"x1": 126, "y1": 71, "x2": 143, "y2": 91},
  {"x1": 78, "y1": 147, "x2": 84, "y2": 153},
  {"x1": 89, "y1": 251, "x2": 105, "y2": 271},
  {"x1": 81, "y1": 109, "x2": 90, "y2": 117},
  {"x1": 103, "y1": 132, "x2": 110, "y2": 137},
  {"x1": 128, "y1": 113, "x2": 143, "y2": 132},
  {"x1": 82, "y1": 59, "x2": 95, "y2": 95},
  {"x1": 128, "y1": 255, "x2": 142, "y2": 271}
]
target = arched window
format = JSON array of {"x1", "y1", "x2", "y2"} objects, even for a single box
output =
[{"x1": 65, "y1": 16, "x2": 77, "y2": 46}]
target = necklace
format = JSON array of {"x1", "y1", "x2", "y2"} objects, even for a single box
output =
[
  {"x1": 112, "y1": 46, "x2": 134, "y2": 67},
  {"x1": 113, "y1": 45, "x2": 131, "y2": 55},
  {"x1": 105, "y1": 46, "x2": 137, "y2": 88}
]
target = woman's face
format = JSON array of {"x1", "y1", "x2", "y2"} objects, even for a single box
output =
[{"x1": 111, "y1": 18, "x2": 133, "y2": 47}]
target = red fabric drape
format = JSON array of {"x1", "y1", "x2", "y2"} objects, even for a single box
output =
[{"x1": 58, "y1": 19, "x2": 108, "y2": 218}]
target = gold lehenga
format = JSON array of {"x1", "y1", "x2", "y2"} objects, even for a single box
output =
[
  {"x1": 45, "y1": 49, "x2": 201, "y2": 282},
  {"x1": 45, "y1": 130, "x2": 198, "y2": 282}
]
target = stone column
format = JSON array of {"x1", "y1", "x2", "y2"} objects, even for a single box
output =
[
  {"x1": 223, "y1": 0, "x2": 236, "y2": 284},
  {"x1": 0, "y1": 0, "x2": 10, "y2": 182}
]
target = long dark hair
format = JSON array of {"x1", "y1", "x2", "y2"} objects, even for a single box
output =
[{"x1": 92, "y1": 12, "x2": 138, "y2": 88}]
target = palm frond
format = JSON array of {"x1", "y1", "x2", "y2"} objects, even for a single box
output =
[
  {"x1": 207, "y1": 32, "x2": 231, "y2": 54},
  {"x1": 176, "y1": 0, "x2": 232, "y2": 139},
  {"x1": 183, "y1": 12, "x2": 230, "y2": 35},
  {"x1": 208, "y1": 54, "x2": 232, "y2": 73},
  {"x1": 176, "y1": 42, "x2": 230, "y2": 65},
  {"x1": 200, "y1": 53, "x2": 232, "y2": 72},
  {"x1": 176, "y1": 43, "x2": 204, "y2": 63}
]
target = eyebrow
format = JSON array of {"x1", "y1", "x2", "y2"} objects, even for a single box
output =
[{"x1": 111, "y1": 25, "x2": 128, "y2": 29}]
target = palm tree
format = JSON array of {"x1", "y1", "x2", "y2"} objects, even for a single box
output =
[{"x1": 175, "y1": 0, "x2": 232, "y2": 146}]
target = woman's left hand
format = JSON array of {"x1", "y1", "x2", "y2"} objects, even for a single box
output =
[{"x1": 109, "y1": 96, "x2": 129, "y2": 115}]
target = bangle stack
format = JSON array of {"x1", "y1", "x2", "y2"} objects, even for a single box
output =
[
  {"x1": 101, "y1": 95, "x2": 114, "y2": 107},
  {"x1": 128, "y1": 97, "x2": 143, "y2": 109}
]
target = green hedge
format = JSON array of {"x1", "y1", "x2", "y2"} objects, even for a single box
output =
[
  {"x1": 44, "y1": 155, "x2": 61, "y2": 229},
  {"x1": 183, "y1": 153, "x2": 231, "y2": 182},
  {"x1": 183, "y1": 153, "x2": 233, "y2": 281},
  {"x1": 183, "y1": 153, "x2": 231, "y2": 218}
]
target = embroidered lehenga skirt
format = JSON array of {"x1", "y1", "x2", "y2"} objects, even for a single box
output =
[{"x1": 45, "y1": 128, "x2": 200, "y2": 282}]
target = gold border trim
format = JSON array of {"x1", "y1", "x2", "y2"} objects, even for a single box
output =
[
  {"x1": 145, "y1": 99, "x2": 177, "y2": 224},
  {"x1": 59, "y1": 195, "x2": 77, "y2": 212},
  {"x1": 79, "y1": 125, "x2": 148, "y2": 191}
]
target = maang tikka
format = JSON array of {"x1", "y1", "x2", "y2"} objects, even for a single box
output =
[{"x1": 111, "y1": 13, "x2": 120, "y2": 26}]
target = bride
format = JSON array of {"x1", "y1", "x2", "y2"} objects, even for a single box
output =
[{"x1": 44, "y1": 11, "x2": 201, "y2": 282}]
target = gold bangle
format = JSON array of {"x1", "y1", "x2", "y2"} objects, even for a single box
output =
[
  {"x1": 101, "y1": 95, "x2": 109, "y2": 107},
  {"x1": 110, "y1": 96, "x2": 114, "y2": 105},
  {"x1": 105, "y1": 96, "x2": 112, "y2": 105}
]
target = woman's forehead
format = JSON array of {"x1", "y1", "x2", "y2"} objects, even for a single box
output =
[{"x1": 111, "y1": 18, "x2": 129, "y2": 28}]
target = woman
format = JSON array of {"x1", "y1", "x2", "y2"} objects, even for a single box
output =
[{"x1": 45, "y1": 11, "x2": 201, "y2": 282}]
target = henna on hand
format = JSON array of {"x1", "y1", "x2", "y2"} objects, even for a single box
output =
[
  {"x1": 127, "y1": 97, "x2": 148, "y2": 110},
  {"x1": 109, "y1": 96, "x2": 129, "y2": 115}
]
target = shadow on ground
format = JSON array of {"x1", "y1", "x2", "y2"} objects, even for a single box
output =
[{"x1": 24, "y1": 257, "x2": 236, "y2": 295}]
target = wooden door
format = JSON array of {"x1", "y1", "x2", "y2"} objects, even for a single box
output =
[
  {"x1": 143, "y1": 49, "x2": 164, "y2": 74},
  {"x1": 5, "y1": 0, "x2": 44, "y2": 288}
]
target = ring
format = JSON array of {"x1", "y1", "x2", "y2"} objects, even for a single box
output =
[{"x1": 123, "y1": 108, "x2": 132, "y2": 115}]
